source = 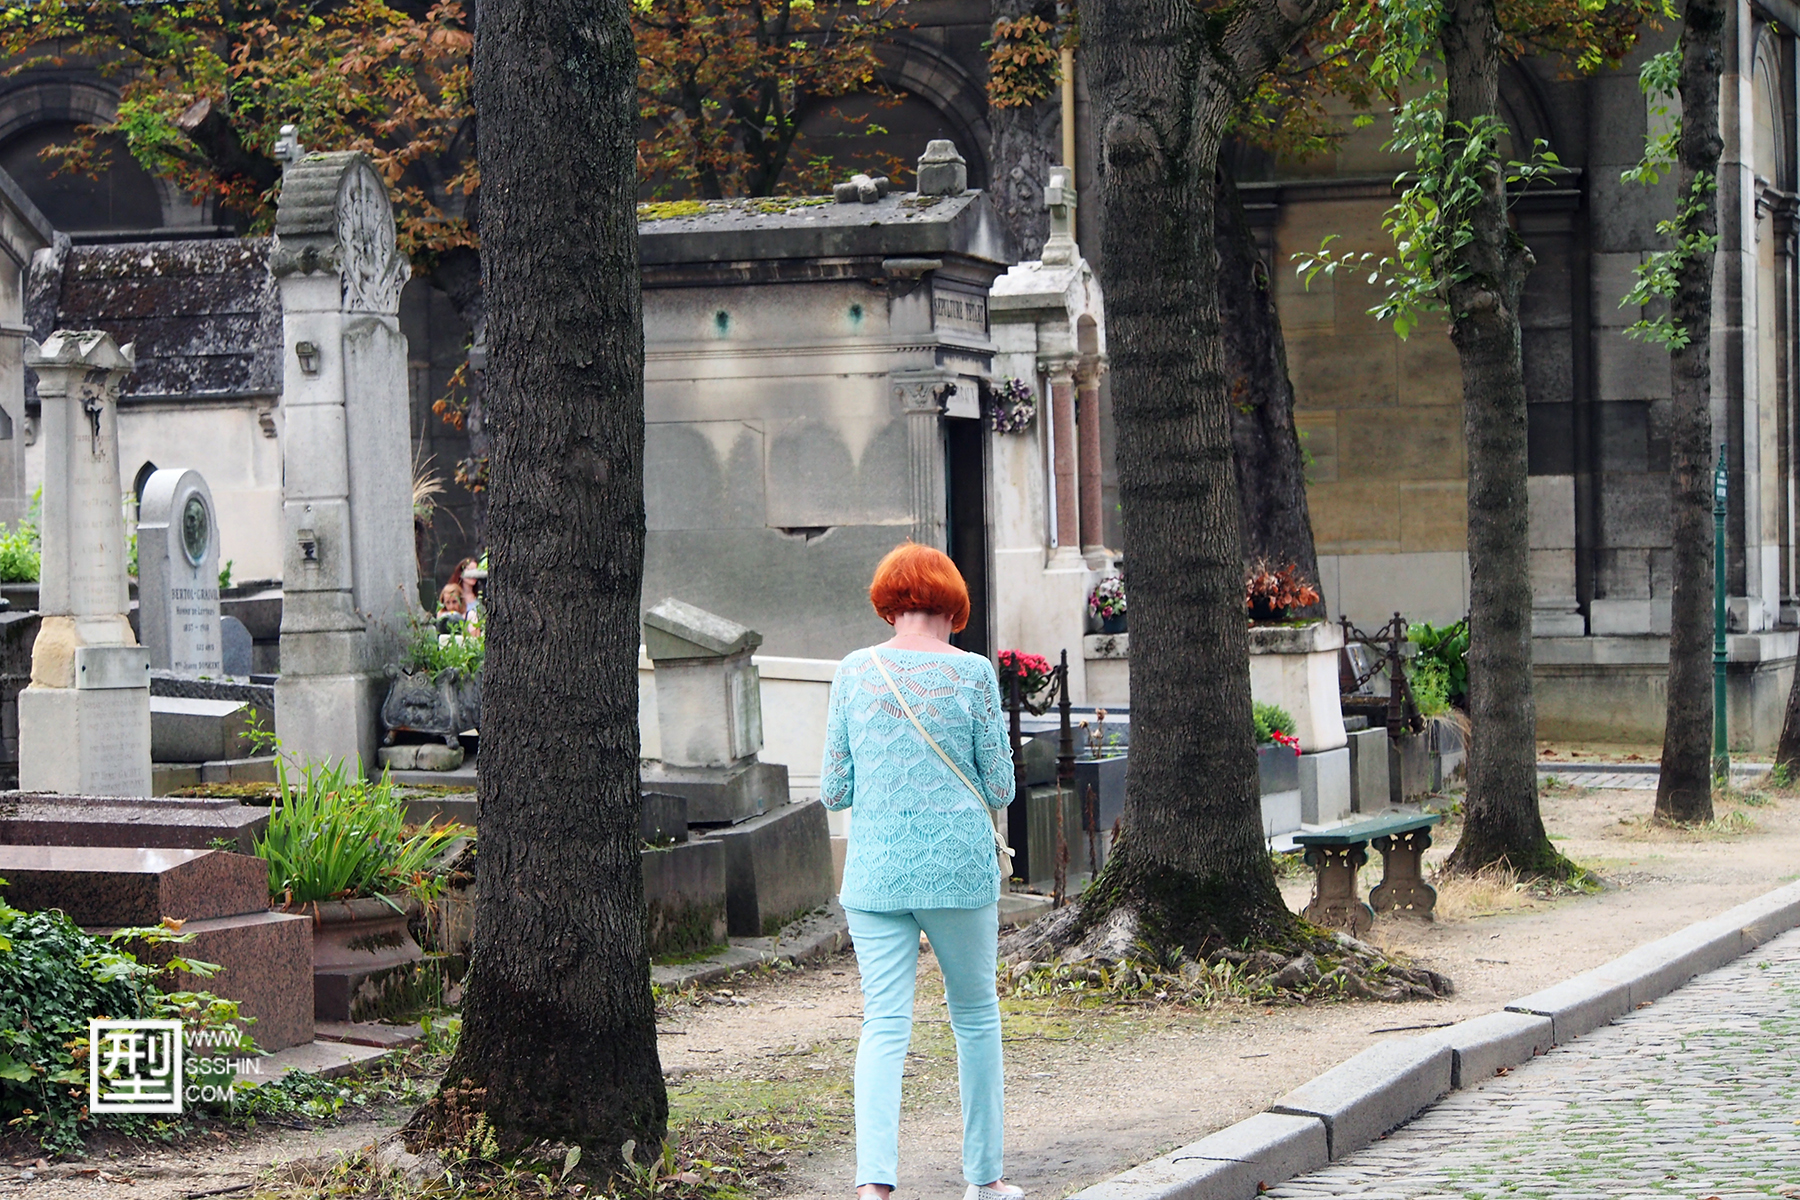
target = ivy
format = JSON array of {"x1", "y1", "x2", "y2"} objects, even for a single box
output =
[
  {"x1": 985, "y1": 15, "x2": 1062, "y2": 110},
  {"x1": 1292, "y1": 89, "x2": 1562, "y2": 339},
  {"x1": 1619, "y1": 48, "x2": 1716, "y2": 350}
]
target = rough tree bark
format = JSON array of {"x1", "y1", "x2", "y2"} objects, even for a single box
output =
[
  {"x1": 1217, "y1": 159, "x2": 1323, "y2": 606},
  {"x1": 1008, "y1": 0, "x2": 1336, "y2": 960},
  {"x1": 1438, "y1": 0, "x2": 1570, "y2": 877},
  {"x1": 406, "y1": 0, "x2": 666, "y2": 1168},
  {"x1": 985, "y1": 0, "x2": 1059, "y2": 258},
  {"x1": 1659, "y1": 0, "x2": 1724, "y2": 820}
]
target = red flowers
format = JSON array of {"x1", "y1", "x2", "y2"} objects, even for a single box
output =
[{"x1": 1269, "y1": 730, "x2": 1301, "y2": 756}]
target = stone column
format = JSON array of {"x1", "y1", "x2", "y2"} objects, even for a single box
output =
[
  {"x1": 1047, "y1": 361, "x2": 1080, "y2": 560},
  {"x1": 1077, "y1": 363, "x2": 1105, "y2": 563},
  {"x1": 270, "y1": 133, "x2": 419, "y2": 771},
  {"x1": 896, "y1": 373, "x2": 951, "y2": 549},
  {"x1": 19, "y1": 330, "x2": 151, "y2": 796}
]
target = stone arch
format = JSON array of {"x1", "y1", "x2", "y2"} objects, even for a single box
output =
[
  {"x1": 1498, "y1": 60, "x2": 1561, "y2": 163},
  {"x1": 0, "y1": 76, "x2": 201, "y2": 232},
  {"x1": 1752, "y1": 25, "x2": 1786, "y2": 190},
  {"x1": 872, "y1": 34, "x2": 993, "y2": 188}
]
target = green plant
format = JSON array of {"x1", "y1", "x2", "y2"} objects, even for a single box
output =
[
  {"x1": 405, "y1": 613, "x2": 485, "y2": 680},
  {"x1": 1770, "y1": 761, "x2": 1792, "y2": 789},
  {"x1": 1253, "y1": 701, "x2": 1297, "y2": 746},
  {"x1": 218, "y1": 559, "x2": 234, "y2": 590},
  {"x1": 0, "y1": 890, "x2": 248, "y2": 1152},
  {"x1": 256, "y1": 749, "x2": 470, "y2": 905},
  {"x1": 1409, "y1": 655, "x2": 1451, "y2": 717},
  {"x1": 1408, "y1": 618, "x2": 1469, "y2": 704}
]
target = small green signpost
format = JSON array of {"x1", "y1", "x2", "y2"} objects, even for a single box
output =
[{"x1": 1714, "y1": 443, "x2": 1729, "y2": 781}]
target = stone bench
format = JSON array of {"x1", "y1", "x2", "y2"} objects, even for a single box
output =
[{"x1": 1293, "y1": 812, "x2": 1441, "y2": 936}]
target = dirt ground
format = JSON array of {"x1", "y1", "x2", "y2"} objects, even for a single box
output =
[{"x1": 11, "y1": 778, "x2": 1800, "y2": 1200}]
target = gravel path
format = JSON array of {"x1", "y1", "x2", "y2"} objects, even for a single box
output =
[{"x1": 1264, "y1": 926, "x2": 1800, "y2": 1198}]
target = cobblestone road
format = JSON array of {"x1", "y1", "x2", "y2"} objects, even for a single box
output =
[{"x1": 1264, "y1": 927, "x2": 1800, "y2": 1198}]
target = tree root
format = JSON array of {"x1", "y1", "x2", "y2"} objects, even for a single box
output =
[{"x1": 1001, "y1": 901, "x2": 1452, "y2": 1005}]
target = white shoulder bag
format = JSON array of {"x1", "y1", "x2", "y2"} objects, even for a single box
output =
[{"x1": 868, "y1": 649, "x2": 1014, "y2": 864}]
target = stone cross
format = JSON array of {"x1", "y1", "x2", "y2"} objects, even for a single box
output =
[
  {"x1": 270, "y1": 148, "x2": 419, "y2": 771},
  {"x1": 137, "y1": 467, "x2": 224, "y2": 676},
  {"x1": 1040, "y1": 166, "x2": 1078, "y2": 266},
  {"x1": 19, "y1": 330, "x2": 152, "y2": 795}
]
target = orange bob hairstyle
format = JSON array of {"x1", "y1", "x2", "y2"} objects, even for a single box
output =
[{"x1": 869, "y1": 542, "x2": 971, "y2": 632}]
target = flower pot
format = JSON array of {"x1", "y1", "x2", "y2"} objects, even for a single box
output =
[
  {"x1": 282, "y1": 895, "x2": 426, "y2": 1022},
  {"x1": 1100, "y1": 613, "x2": 1127, "y2": 634},
  {"x1": 380, "y1": 664, "x2": 481, "y2": 748}
]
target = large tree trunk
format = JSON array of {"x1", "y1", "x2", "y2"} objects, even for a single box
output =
[
  {"x1": 1660, "y1": 0, "x2": 1724, "y2": 819},
  {"x1": 407, "y1": 0, "x2": 666, "y2": 1169},
  {"x1": 1217, "y1": 159, "x2": 1322, "y2": 609},
  {"x1": 1438, "y1": 0, "x2": 1568, "y2": 878},
  {"x1": 1008, "y1": 0, "x2": 1334, "y2": 960},
  {"x1": 985, "y1": 0, "x2": 1059, "y2": 258}
]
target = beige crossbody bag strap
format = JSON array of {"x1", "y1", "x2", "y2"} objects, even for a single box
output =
[{"x1": 869, "y1": 650, "x2": 1014, "y2": 862}]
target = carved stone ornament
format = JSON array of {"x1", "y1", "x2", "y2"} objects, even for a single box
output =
[{"x1": 270, "y1": 150, "x2": 411, "y2": 313}]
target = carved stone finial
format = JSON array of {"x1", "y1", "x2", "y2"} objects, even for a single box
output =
[
  {"x1": 916, "y1": 140, "x2": 968, "y2": 196},
  {"x1": 270, "y1": 150, "x2": 411, "y2": 313}
]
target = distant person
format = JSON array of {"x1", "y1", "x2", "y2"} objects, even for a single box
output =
[
  {"x1": 821, "y1": 542, "x2": 1021, "y2": 1200},
  {"x1": 438, "y1": 557, "x2": 482, "y2": 632}
]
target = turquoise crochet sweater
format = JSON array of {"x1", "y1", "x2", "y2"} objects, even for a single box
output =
[{"x1": 821, "y1": 646, "x2": 1016, "y2": 912}]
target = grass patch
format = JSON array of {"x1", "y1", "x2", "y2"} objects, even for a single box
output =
[{"x1": 1432, "y1": 862, "x2": 1534, "y2": 920}]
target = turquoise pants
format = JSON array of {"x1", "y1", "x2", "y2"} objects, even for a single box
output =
[{"x1": 845, "y1": 903, "x2": 1004, "y2": 1189}]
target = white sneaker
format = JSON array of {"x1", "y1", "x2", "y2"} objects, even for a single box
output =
[{"x1": 964, "y1": 1184, "x2": 1025, "y2": 1200}]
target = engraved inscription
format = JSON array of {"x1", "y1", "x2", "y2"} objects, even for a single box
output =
[{"x1": 931, "y1": 287, "x2": 988, "y2": 334}]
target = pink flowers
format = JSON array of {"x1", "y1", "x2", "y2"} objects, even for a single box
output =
[{"x1": 998, "y1": 649, "x2": 1055, "y2": 712}]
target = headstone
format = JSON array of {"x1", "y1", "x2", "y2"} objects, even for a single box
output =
[
  {"x1": 269, "y1": 135, "x2": 420, "y2": 772},
  {"x1": 639, "y1": 597, "x2": 788, "y2": 825},
  {"x1": 643, "y1": 597, "x2": 764, "y2": 767},
  {"x1": 221, "y1": 615, "x2": 254, "y2": 676},
  {"x1": 18, "y1": 331, "x2": 152, "y2": 796},
  {"x1": 137, "y1": 468, "x2": 224, "y2": 676}
]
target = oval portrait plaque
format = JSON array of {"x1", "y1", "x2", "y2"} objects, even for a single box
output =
[{"x1": 181, "y1": 493, "x2": 211, "y2": 567}]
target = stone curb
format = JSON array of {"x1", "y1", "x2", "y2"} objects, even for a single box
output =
[
  {"x1": 1065, "y1": 878, "x2": 1800, "y2": 1200},
  {"x1": 650, "y1": 901, "x2": 850, "y2": 989},
  {"x1": 1268, "y1": 1037, "x2": 1450, "y2": 1160}
]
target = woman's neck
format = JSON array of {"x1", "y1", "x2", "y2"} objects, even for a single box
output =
[{"x1": 882, "y1": 611, "x2": 957, "y2": 651}]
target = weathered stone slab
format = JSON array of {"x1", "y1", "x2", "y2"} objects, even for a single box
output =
[
  {"x1": 1505, "y1": 971, "x2": 1632, "y2": 1043},
  {"x1": 122, "y1": 910, "x2": 313, "y2": 1052},
  {"x1": 643, "y1": 838, "x2": 726, "y2": 958},
  {"x1": 702, "y1": 798, "x2": 833, "y2": 937},
  {"x1": 151, "y1": 696, "x2": 253, "y2": 762},
  {"x1": 1346, "y1": 726, "x2": 1388, "y2": 813},
  {"x1": 1069, "y1": 1113, "x2": 1328, "y2": 1200},
  {"x1": 1420, "y1": 1010, "x2": 1554, "y2": 1088},
  {"x1": 0, "y1": 792, "x2": 267, "y2": 853},
  {"x1": 640, "y1": 759, "x2": 786, "y2": 826},
  {"x1": 0, "y1": 845, "x2": 267, "y2": 925},
  {"x1": 1298, "y1": 746, "x2": 1351, "y2": 825},
  {"x1": 1269, "y1": 1037, "x2": 1452, "y2": 1159}
]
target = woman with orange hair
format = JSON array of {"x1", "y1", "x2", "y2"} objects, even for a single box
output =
[{"x1": 821, "y1": 542, "x2": 1021, "y2": 1200}]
